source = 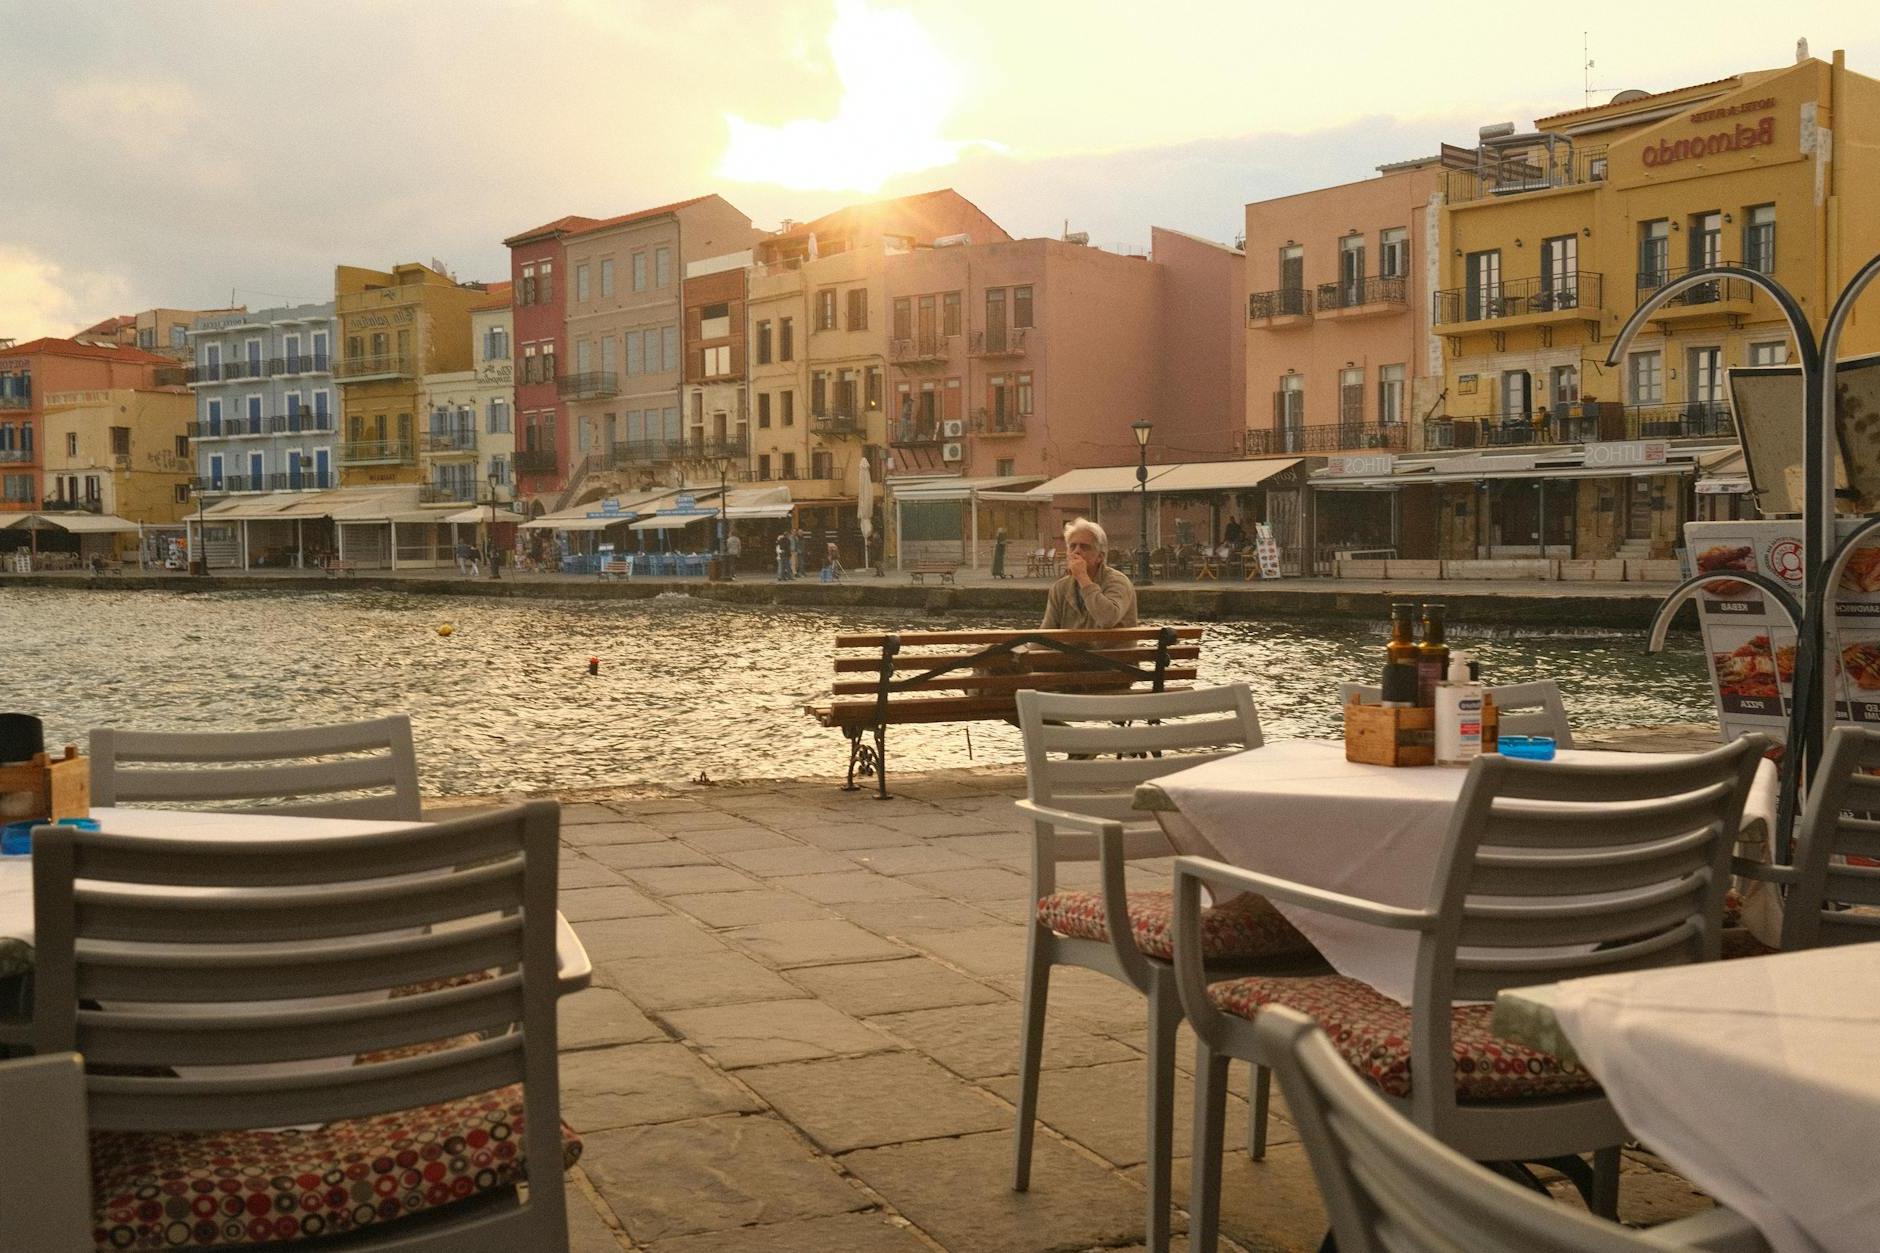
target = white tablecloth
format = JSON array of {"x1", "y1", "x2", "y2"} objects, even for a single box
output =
[
  {"x1": 1147, "y1": 740, "x2": 1779, "y2": 1003},
  {"x1": 1547, "y1": 944, "x2": 1880, "y2": 1253}
]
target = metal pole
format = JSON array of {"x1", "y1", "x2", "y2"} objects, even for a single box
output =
[{"x1": 1136, "y1": 444, "x2": 1154, "y2": 586}]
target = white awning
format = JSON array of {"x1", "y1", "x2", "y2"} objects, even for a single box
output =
[
  {"x1": 1029, "y1": 464, "x2": 1182, "y2": 496},
  {"x1": 440, "y1": 506, "x2": 528, "y2": 526},
  {"x1": 890, "y1": 474, "x2": 1048, "y2": 502},
  {"x1": 2, "y1": 511, "x2": 141, "y2": 534},
  {"x1": 725, "y1": 503, "x2": 793, "y2": 519},
  {"x1": 629, "y1": 513, "x2": 714, "y2": 531},
  {"x1": 520, "y1": 514, "x2": 637, "y2": 532},
  {"x1": 1148, "y1": 458, "x2": 1303, "y2": 492}
]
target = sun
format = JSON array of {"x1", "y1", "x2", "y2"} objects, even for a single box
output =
[{"x1": 717, "y1": 1, "x2": 990, "y2": 194}]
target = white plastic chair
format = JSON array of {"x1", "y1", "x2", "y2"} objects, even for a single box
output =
[
  {"x1": 90, "y1": 714, "x2": 422, "y2": 820},
  {"x1": 1259, "y1": 1006, "x2": 1772, "y2": 1253},
  {"x1": 29, "y1": 801, "x2": 579, "y2": 1251},
  {"x1": 0, "y1": 1053, "x2": 91, "y2": 1252},
  {"x1": 1172, "y1": 735, "x2": 1768, "y2": 1250},
  {"x1": 1012, "y1": 685, "x2": 1323, "y2": 1253},
  {"x1": 1747, "y1": 724, "x2": 1880, "y2": 951}
]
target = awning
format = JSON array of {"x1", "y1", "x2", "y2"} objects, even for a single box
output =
[
  {"x1": 440, "y1": 506, "x2": 528, "y2": 526},
  {"x1": 629, "y1": 513, "x2": 714, "y2": 531},
  {"x1": 1148, "y1": 458, "x2": 1303, "y2": 493},
  {"x1": 2, "y1": 511, "x2": 141, "y2": 534},
  {"x1": 521, "y1": 514, "x2": 637, "y2": 532},
  {"x1": 1029, "y1": 465, "x2": 1182, "y2": 496},
  {"x1": 890, "y1": 474, "x2": 1048, "y2": 503},
  {"x1": 518, "y1": 489, "x2": 681, "y2": 530},
  {"x1": 725, "y1": 502, "x2": 793, "y2": 519}
]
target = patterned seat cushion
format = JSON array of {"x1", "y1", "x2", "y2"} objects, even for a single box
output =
[
  {"x1": 1037, "y1": 888, "x2": 1316, "y2": 961},
  {"x1": 1720, "y1": 925, "x2": 1779, "y2": 961},
  {"x1": 1209, "y1": 974, "x2": 1597, "y2": 1102},
  {"x1": 90, "y1": 1085, "x2": 581, "y2": 1250},
  {"x1": 1722, "y1": 887, "x2": 1745, "y2": 928}
]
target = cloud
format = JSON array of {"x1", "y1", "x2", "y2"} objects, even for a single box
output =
[
  {"x1": 53, "y1": 76, "x2": 208, "y2": 162},
  {"x1": 0, "y1": 246, "x2": 130, "y2": 341},
  {"x1": 718, "y1": 0, "x2": 997, "y2": 193}
]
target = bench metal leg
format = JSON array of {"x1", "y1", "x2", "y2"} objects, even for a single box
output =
[
  {"x1": 842, "y1": 727, "x2": 889, "y2": 798},
  {"x1": 872, "y1": 722, "x2": 889, "y2": 799}
]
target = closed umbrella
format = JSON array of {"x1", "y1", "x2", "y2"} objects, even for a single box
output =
[{"x1": 856, "y1": 454, "x2": 874, "y2": 570}]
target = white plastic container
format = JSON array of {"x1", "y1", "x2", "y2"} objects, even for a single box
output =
[{"x1": 1435, "y1": 653, "x2": 1485, "y2": 766}]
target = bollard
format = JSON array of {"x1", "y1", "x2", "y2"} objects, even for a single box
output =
[{"x1": 587, "y1": 657, "x2": 600, "y2": 676}]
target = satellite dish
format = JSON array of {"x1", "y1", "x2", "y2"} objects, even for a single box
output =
[{"x1": 1611, "y1": 89, "x2": 1651, "y2": 104}]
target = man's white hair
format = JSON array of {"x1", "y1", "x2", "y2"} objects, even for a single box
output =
[{"x1": 1064, "y1": 517, "x2": 1107, "y2": 551}]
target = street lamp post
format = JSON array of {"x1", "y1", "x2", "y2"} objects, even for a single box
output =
[
  {"x1": 1131, "y1": 419, "x2": 1154, "y2": 586},
  {"x1": 486, "y1": 471, "x2": 501, "y2": 579},
  {"x1": 714, "y1": 453, "x2": 734, "y2": 581}
]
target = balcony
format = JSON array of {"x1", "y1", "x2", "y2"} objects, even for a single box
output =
[
  {"x1": 0, "y1": 394, "x2": 29, "y2": 410},
  {"x1": 972, "y1": 408, "x2": 1026, "y2": 437},
  {"x1": 421, "y1": 429, "x2": 479, "y2": 455},
  {"x1": 889, "y1": 335, "x2": 951, "y2": 366},
  {"x1": 676, "y1": 437, "x2": 749, "y2": 462},
  {"x1": 185, "y1": 359, "x2": 268, "y2": 385},
  {"x1": 338, "y1": 439, "x2": 416, "y2": 464},
  {"x1": 1445, "y1": 145, "x2": 1608, "y2": 204},
  {"x1": 1433, "y1": 272, "x2": 1603, "y2": 330},
  {"x1": 1635, "y1": 266, "x2": 1757, "y2": 324},
  {"x1": 889, "y1": 420, "x2": 945, "y2": 446},
  {"x1": 334, "y1": 354, "x2": 417, "y2": 382},
  {"x1": 1244, "y1": 423, "x2": 1407, "y2": 456},
  {"x1": 605, "y1": 440, "x2": 688, "y2": 469},
  {"x1": 1424, "y1": 403, "x2": 1734, "y2": 449},
  {"x1": 271, "y1": 412, "x2": 334, "y2": 435},
  {"x1": 969, "y1": 328, "x2": 1029, "y2": 357},
  {"x1": 39, "y1": 497, "x2": 102, "y2": 513},
  {"x1": 1247, "y1": 289, "x2": 1312, "y2": 328},
  {"x1": 1315, "y1": 276, "x2": 1408, "y2": 319},
  {"x1": 419, "y1": 482, "x2": 478, "y2": 504},
  {"x1": 270, "y1": 355, "x2": 331, "y2": 377},
  {"x1": 0, "y1": 448, "x2": 33, "y2": 464},
  {"x1": 557, "y1": 371, "x2": 620, "y2": 401},
  {"x1": 812, "y1": 410, "x2": 865, "y2": 438},
  {"x1": 336, "y1": 285, "x2": 422, "y2": 316},
  {"x1": 514, "y1": 448, "x2": 558, "y2": 475}
]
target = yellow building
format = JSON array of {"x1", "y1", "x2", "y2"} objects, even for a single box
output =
[
  {"x1": 1419, "y1": 51, "x2": 1880, "y2": 561},
  {"x1": 38, "y1": 387, "x2": 194, "y2": 536},
  {"x1": 334, "y1": 262, "x2": 488, "y2": 487}
]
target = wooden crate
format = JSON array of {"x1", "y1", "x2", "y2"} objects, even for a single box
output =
[
  {"x1": 1343, "y1": 698, "x2": 1499, "y2": 767},
  {"x1": 0, "y1": 746, "x2": 90, "y2": 821}
]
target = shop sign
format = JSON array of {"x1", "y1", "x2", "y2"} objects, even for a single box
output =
[
  {"x1": 1643, "y1": 99, "x2": 1776, "y2": 168},
  {"x1": 586, "y1": 497, "x2": 623, "y2": 518},
  {"x1": 1326, "y1": 453, "x2": 1396, "y2": 477},
  {"x1": 1583, "y1": 440, "x2": 1669, "y2": 469}
]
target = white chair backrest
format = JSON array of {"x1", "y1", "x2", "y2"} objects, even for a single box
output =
[
  {"x1": 1259, "y1": 1007, "x2": 1655, "y2": 1253},
  {"x1": 1486, "y1": 679, "x2": 1575, "y2": 747},
  {"x1": 0, "y1": 1054, "x2": 92, "y2": 1253},
  {"x1": 90, "y1": 715, "x2": 422, "y2": 820},
  {"x1": 29, "y1": 801, "x2": 567, "y2": 1246},
  {"x1": 1017, "y1": 685, "x2": 1262, "y2": 879},
  {"x1": 1785, "y1": 724, "x2": 1880, "y2": 950}
]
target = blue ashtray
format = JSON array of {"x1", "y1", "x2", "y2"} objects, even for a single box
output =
[
  {"x1": 1, "y1": 820, "x2": 35, "y2": 856},
  {"x1": 1498, "y1": 735, "x2": 1557, "y2": 760}
]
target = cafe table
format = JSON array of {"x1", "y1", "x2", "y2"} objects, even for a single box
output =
[
  {"x1": 1132, "y1": 739, "x2": 1779, "y2": 1005},
  {"x1": 1492, "y1": 943, "x2": 1880, "y2": 1253},
  {"x1": 0, "y1": 805, "x2": 592, "y2": 993}
]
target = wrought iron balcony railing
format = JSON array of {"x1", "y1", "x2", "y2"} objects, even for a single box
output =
[
  {"x1": 0, "y1": 394, "x2": 30, "y2": 409},
  {"x1": 514, "y1": 449, "x2": 558, "y2": 475},
  {"x1": 0, "y1": 448, "x2": 34, "y2": 463},
  {"x1": 1433, "y1": 272, "x2": 1603, "y2": 325},
  {"x1": 421, "y1": 430, "x2": 479, "y2": 454},
  {"x1": 1315, "y1": 275, "x2": 1408, "y2": 313},
  {"x1": 812, "y1": 411, "x2": 865, "y2": 437},
  {"x1": 269, "y1": 355, "x2": 331, "y2": 376},
  {"x1": 556, "y1": 371, "x2": 620, "y2": 400},
  {"x1": 889, "y1": 335, "x2": 951, "y2": 365},
  {"x1": 338, "y1": 439, "x2": 416, "y2": 464},
  {"x1": 334, "y1": 354, "x2": 417, "y2": 380},
  {"x1": 971, "y1": 408, "x2": 1026, "y2": 436},
  {"x1": 419, "y1": 482, "x2": 479, "y2": 503},
  {"x1": 1245, "y1": 423, "x2": 1406, "y2": 456},
  {"x1": 1248, "y1": 288, "x2": 1312, "y2": 322},
  {"x1": 889, "y1": 420, "x2": 945, "y2": 445},
  {"x1": 968, "y1": 328, "x2": 1029, "y2": 357},
  {"x1": 605, "y1": 440, "x2": 689, "y2": 468},
  {"x1": 39, "y1": 497, "x2": 102, "y2": 513},
  {"x1": 1635, "y1": 265, "x2": 1756, "y2": 308},
  {"x1": 1424, "y1": 403, "x2": 1735, "y2": 449}
]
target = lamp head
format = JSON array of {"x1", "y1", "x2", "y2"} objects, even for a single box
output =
[{"x1": 1131, "y1": 419, "x2": 1152, "y2": 448}]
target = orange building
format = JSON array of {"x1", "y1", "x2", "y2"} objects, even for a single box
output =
[{"x1": 0, "y1": 338, "x2": 179, "y2": 512}]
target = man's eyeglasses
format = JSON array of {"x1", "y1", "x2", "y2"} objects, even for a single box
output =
[{"x1": 1067, "y1": 541, "x2": 1098, "y2": 552}]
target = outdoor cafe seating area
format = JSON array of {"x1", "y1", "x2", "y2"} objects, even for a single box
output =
[{"x1": 1, "y1": 668, "x2": 1875, "y2": 1251}]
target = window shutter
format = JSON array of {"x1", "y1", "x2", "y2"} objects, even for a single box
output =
[{"x1": 943, "y1": 378, "x2": 962, "y2": 423}]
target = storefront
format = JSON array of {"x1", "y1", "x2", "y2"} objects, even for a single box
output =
[
  {"x1": 886, "y1": 475, "x2": 1049, "y2": 571},
  {"x1": 1028, "y1": 458, "x2": 1311, "y2": 573}
]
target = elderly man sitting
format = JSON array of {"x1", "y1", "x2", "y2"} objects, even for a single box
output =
[{"x1": 1041, "y1": 517, "x2": 1138, "y2": 629}]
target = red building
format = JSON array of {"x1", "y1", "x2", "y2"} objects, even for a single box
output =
[
  {"x1": 502, "y1": 215, "x2": 599, "y2": 508},
  {"x1": 0, "y1": 337, "x2": 177, "y2": 511}
]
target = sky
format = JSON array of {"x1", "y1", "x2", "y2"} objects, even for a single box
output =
[{"x1": 3, "y1": 0, "x2": 1876, "y2": 340}]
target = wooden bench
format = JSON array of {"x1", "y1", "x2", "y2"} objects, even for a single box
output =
[
  {"x1": 806, "y1": 626, "x2": 1203, "y2": 798},
  {"x1": 907, "y1": 561, "x2": 957, "y2": 584},
  {"x1": 323, "y1": 559, "x2": 357, "y2": 578},
  {"x1": 88, "y1": 558, "x2": 124, "y2": 577},
  {"x1": 598, "y1": 557, "x2": 633, "y2": 580}
]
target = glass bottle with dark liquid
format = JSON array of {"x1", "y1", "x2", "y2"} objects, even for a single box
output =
[{"x1": 1416, "y1": 603, "x2": 1450, "y2": 707}]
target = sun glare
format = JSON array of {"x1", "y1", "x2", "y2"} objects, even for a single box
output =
[{"x1": 718, "y1": 0, "x2": 988, "y2": 193}]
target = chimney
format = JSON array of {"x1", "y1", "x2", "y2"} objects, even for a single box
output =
[{"x1": 1797, "y1": 37, "x2": 1809, "y2": 63}]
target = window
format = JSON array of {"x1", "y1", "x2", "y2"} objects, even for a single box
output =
[
  {"x1": 600, "y1": 335, "x2": 615, "y2": 376},
  {"x1": 1279, "y1": 245, "x2": 1304, "y2": 293},
  {"x1": 312, "y1": 331, "x2": 329, "y2": 370},
  {"x1": 174, "y1": 483, "x2": 190, "y2": 503},
  {"x1": 632, "y1": 252, "x2": 647, "y2": 291},
  {"x1": 1379, "y1": 228, "x2": 1409, "y2": 279},
  {"x1": 1276, "y1": 375, "x2": 1305, "y2": 441},
  {"x1": 1465, "y1": 250, "x2": 1502, "y2": 319},
  {"x1": 1745, "y1": 204, "x2": 1776, "y2": 274},
  {"x1": 485, "y1": 325, "x2": 509, "y2": 363},
  {"x1": 626, "y1": 333, "x2": 643, "y2": 376},
  {"x1": 522, "y1": 344, "x2": 538, "y2": 382},
  {"x1": 1639, "y1": 220, "x2": 1669, "y2": 286},
  {"x1": 576, "y1": 340, "x2": 592, "y2": 374},
  {"x1": 1338, "y1": 235, "x2": 1365, "y2": 303},
  {"x1": 540, "y1": 343, "x2": 555, "y2": 379},
  {"x1": 781, "y1": 391, "x2": 795, "y2": 426},
  {"x1": 170, "y1": 324, "x2": 187, "y2": 350},
  {"x1": 1690, "y1": 210, "x2": 1723, "y2": 269},
  {"x1": 758, "y1": 393, "x2": 771, "y2": 428},
  {"x1": 704, "y1": 345, "x2": 730, "y2": 376},
  {"x1": 996, "y1": 457, "x2": 1015, "y2": 477},
  {"x1": 816, "y1": 288, "x2": 838, "y2": 331},
  {"x1": 1339, "y1": 367, "x2": 1365, "y2": 424},
  {"x1": 985, "y1": 287, "x2": 1006, "y2": 335},
  {"x1": 65, "y1": 431, "x2": 78, "y2": 457},
  {"x1": 758, "y1": 453, "x2": 772, "y2": 480},
  {"x1": 490, "y1": 456, "x2": 509, "y2": 485},
  {"x1": 520, "y1": 265, "x2": 536, "y2": 305},
  {"x1": 755, "y1": 320, "x2": 772, "y2": 364},
  {"x1": 600, "y1": 258, "x2": 615, "y2": 297},
  {"x1": 1378, "y1": 364, "x2": 1405, "y2": 425},
  {"x1": 781, "y1": 451, "x2": 796, "y2": 478},
  {"x1": 1749, "y1": 341, "x2": 1788, "y2": 366},
  {"x1": 779, "y1": 318, "x2": 794, "y2": 361},
  {"x1": 866, "y1": 366, "x2": 882, "y2": 410},
  {"x1": 138, "y1": 327, "x2": 154, "y2": 349},
  {"x1": 654, "y1": 246, "x2": 671, "y2": 289},
  {"x1": 1688, "y1": 346, "x2": 1724, "y2": 414},
  {"x1": 1628, "y1": 350, "x2": 1664, "y2": 404},
  {"x1": 700, "y1": 303, "x2": 730, "y2": 339},
  {"x1": 661, "y1": 325, "x2": 678, "y2": 372},
  {"x1": 847, "y1": 288, "x2": 868, "y2": 330},
  {"x1": 538, "y1": 261, "x2": 553, "y2": 302},
  {"x1": 110, "y1": 425, "x2": 130, "y2": 455},
  {"x1": 811, "y1": 371, "x2": 827, "y2": 415},
  {"x1": 1539, "y1": 235, "x2": 1579, "y2": 309},
  {"x1": 942, "y1": 291, "x2": 960, "y2": 336},
  {"x1": 1549, "y1": 364, "x2": 1579, "y2": 409},
  {"x1": 577, "y1": 416, "x2": 591, "y2": 452},
  {"x1": 1013, "y1": 285, "x2": 1033, "y2": 329},
  {"x1": 575, "y1": 263, "x2": 590, "y2": 302},
  {"x1": 811, "y1": 450, "x2": 833, "y2": 480},
  {"x1": 175, "y1": 435, "x2": 189, "y2": 459},
  {"x1": 892, "y1": 299, "x2": 911, "y2": 341},
  {"x1": 487, "y1": 399, "x2": 511, "y2": 432}
]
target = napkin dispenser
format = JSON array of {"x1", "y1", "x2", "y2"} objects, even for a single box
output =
[
  {"x1": 1344, "y1": 696, "x2": 1497, "y2": 767},
  {"x1": 0, "y1": 745, "x2": 92, "y2": 822}
]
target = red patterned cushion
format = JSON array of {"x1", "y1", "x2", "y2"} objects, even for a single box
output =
[
  {"x1": 1037, "y1": 888, "x2": 1316, "y2": 960},
  {"x1": 1208, "y1": 974, "x2": 1596, "y2": 1102},
  {"x1": 1722, "y1": 887, "x2": 1745, "y2": 928},
  {"x1": 1720, "y1": 926, "x2": 1778, "y2": 960},
  {"x1": 90, "y1": 1086, "x2": 581, "y2": 1249}
]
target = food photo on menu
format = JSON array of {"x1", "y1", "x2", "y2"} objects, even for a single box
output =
[
  {"x1": 1695, "y1": 539, "x2": 1760, "y2": 609},
  {"x1": 1709, "y1": 627, "x2": 1785, "y2": 717},
  {"x1": 1840, "y1": 544, "x2": 1880, "y2": 594}
]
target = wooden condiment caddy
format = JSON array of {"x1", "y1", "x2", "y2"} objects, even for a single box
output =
[
  {"x1": 1343, "y1": 697, "x2": 1498, "y2": 767},
  {"x1": 0, "y1": 745, "x2": 91, "y2": 821}
]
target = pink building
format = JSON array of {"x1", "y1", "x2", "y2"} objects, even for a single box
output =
[{"x1": 0, "y1": 338, "x2": 178, "y2": 512}]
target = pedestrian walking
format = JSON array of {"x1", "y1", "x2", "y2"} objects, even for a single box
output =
[
  {"x1": 790, "y1": 528, "x2": 806, "y2": 578},
  {"x1": 775, "y1": 532, "x2": 792, "y2": 581}
]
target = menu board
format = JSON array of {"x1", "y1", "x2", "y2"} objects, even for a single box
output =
[
  {"x1": 1253, "y1": 523, "x2": 1282, "y2": 580},
  {"x1": 1685, "y1": 519, "x2": 1880, "y2": 743}
]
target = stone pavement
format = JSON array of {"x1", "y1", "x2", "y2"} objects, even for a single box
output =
[{"x1": 543, "y1": 740, "x2": 1722, "y2": 1252}]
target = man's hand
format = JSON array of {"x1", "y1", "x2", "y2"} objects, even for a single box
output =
[{"x1": 1066, "y1": 551, "x2": 1093, "y2": 585}]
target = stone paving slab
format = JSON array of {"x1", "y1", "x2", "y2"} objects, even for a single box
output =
[
  {"x1": 624, "y1": 864, "x2": 766, "y2": 896},
  {"x1": 900, "y1": 925, "x2": 1033, "y2": 982},
  {"x1": 602, "y1": 952, "x2": 809, "y2": 1010},
  {"x1": 585, "y1": 841, "x2": 716, "y2": 870},
  {"x1": 899, "y1": 866, "x2": 1035, "y2": 901},
  {"x1": 679, "y1": 826, "x2": 800, "y2": 854},
  {"x1": 871, "y1": 1001, "x2": 1139, "y2": 1080},
  {"x1": 788, "y1": 956, "x2": 1007, "y2": 1018},
  {"x1": 664, "y1": 889, "x2": 834, "y2": 928},
  {"x1": 740, "y1": 1052, "x2": 1010, "y2": 1153},
  {"x1": 845, "y1": 843, "x2": 990, "y2": 875},
  {"x1": 573, "y1": 915, "x2": 729, "y2": 963},
  {"x1": 560, "y1": 986, "x2": 667, "y2": 1050},
  {"x1": 661, "y1": 999, "x2": 899, "y2": 1069},
  {"x1": 558, "y1": 883, "x2": 667, "y2": 921},
  {"x1": 643, "y1": 1211, "x2": 934, "y2": 1253},
  {"x1": 787, "y1": 822, "x2": 924, "y2": 850},
  {"x1": 578, "y1": 1115, "x2": 868, "y2": 1243},
  {"x1": 983, "y1": 1061, "x2": 1257, "y2": 1168},
  {"x1": 560, "y1": 819, "x2": 672, "y2": 847},
  {"x1": 769, "y1": 870, "x2": 937, "y2": 903},
  {"x1": 724, "y1": 917, "x2": 912, "y2": 968},
  {"x1": 560, "y1": 1042, "x2": 761, "y2": 1131},
  {"x1": 717, "y1": 846, "x2": 860, "y2": 877}
]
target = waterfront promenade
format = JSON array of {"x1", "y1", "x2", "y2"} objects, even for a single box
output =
[{"x1": 518, "y1": 726, "x2": 1720, "y2": 1252}]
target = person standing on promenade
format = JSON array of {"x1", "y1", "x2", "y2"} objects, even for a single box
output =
[
  {"x1": 791, "y1": 528, "x2": 806, "y2": 578},
  {"x1": 1042, "y1": 517, "x2": 1137, "y2": 629},
  {"x1": 1224, "y1": 514, "x2": 1245, "y2": 548},
  {"x1": 776, "y1": 532, "x2": 792, "y2": 581}
]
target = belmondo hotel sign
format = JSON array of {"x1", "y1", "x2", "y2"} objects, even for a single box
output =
[{"x1": 1643, "y1": 98, "x2": 1777, "y2": 168}]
